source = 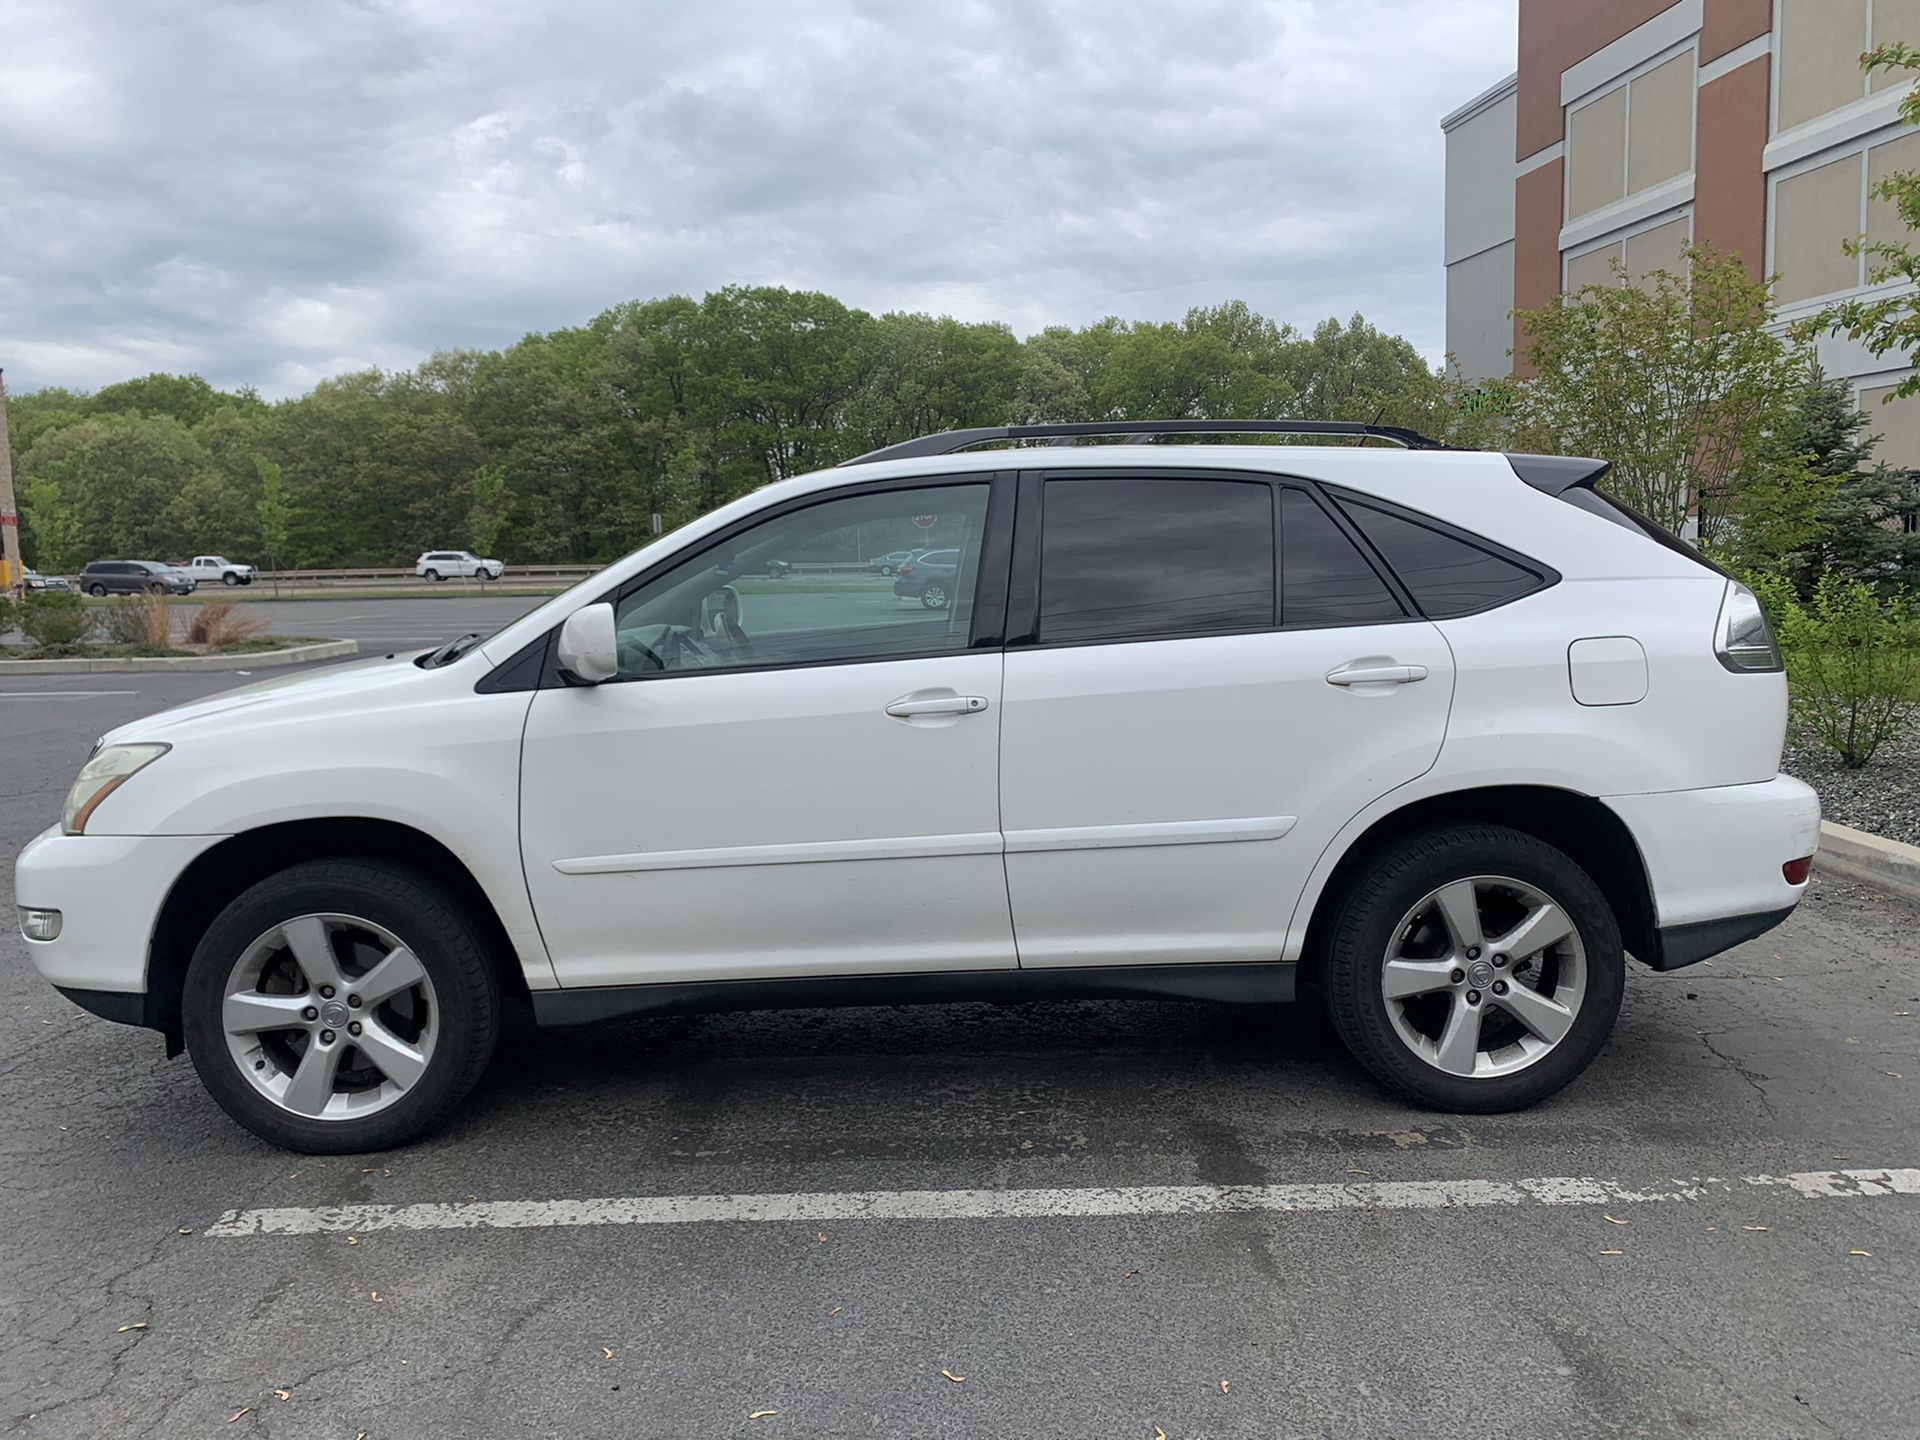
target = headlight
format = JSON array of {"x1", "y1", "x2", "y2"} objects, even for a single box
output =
[{"x1": 62, "y1": 744, "x2": 170, "y2": 835}]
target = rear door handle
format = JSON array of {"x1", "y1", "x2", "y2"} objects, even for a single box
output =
[
  {"x1": 1326, "y1": 663, "x2": 1429, "y2": 687},
  {"x1": 885, "y1": 695, "x2": 990, "y2": 717}
]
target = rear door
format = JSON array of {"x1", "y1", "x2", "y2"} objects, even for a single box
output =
[{"x1": 997, "y1": 472, "x2": 1456, "y2": 969}]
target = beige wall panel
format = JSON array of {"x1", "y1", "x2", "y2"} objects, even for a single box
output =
[
  {"x1": 1568, "y1": 88, "x2": 1627, "y2": 218},
  {"x1": 1626, "y1": 217, "x2": 1692, "y2": 284},
  {"x1": 1778, "y1": 0, "x2": 1869, "y2": 130},
  {"x1": 1566, "y1": 242, "x2": 1625, "y2": 292},
  {"x1": 1775, "y1": 157, "x2": 1864, "y2": 303},
  {"x1": 1628, "y1": 54, "x2": 1695, "y2": 192},
  {"x1": 1860, "y1": 384, "x2": 1920, "y2": 467},
  {"x1": 1867, "y1": 131, "x2": 1920, "y2": 255},
  {"x1": 1873, "y1": 0, "x2": 1920, "y2": 91}
]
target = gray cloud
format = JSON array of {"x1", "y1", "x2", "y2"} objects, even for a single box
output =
[{"x1": 0, "y1": 0, "x2": 1517, "y2": 397}]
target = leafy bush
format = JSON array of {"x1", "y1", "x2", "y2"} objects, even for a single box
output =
[
  {"x1": 185, "y1": 599, "x2": 267, "y2": 647},
  {"x1": 16, "y1": 591, "x2": 94, "y2": 653},
  {"x1": 1771, "y1": 573, "x2": 1920, "y2": 768},
  {"x1": 99, "y1": 598, "x2": 148, "y2": 646}
]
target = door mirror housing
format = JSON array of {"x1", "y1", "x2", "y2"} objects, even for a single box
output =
[{"x1": 556, "y1": 603, "x2": 618, "y2": 684}]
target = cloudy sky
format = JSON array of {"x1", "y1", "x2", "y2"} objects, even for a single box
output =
[{"x1": 1, "y1": 0, "x2": 1517, "y2": 399}]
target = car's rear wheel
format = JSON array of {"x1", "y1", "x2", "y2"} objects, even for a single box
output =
[
  {"x1": 88, "y1": 583, "x2": 108, "y2": 597},
  {"x1": 423, "y1": 568, "x2": 440, "y2": 582},
  {"x1": 183, "y1": 860, "x2": 500, "y2": 1153},
  {"x1": 1321, "y1": 825, "x2": 1624, "y2": 1112},
  {"x1": 920, "y1": 583, "x2": 949, "y2": 610}
]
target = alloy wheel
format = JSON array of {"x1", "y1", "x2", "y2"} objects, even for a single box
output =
[
  {"x1": 221, "y1": 912, "x2": 439, "y2": 1120},
  {"x1": 1379, "y1": 875, "x2": 1587, "y2": 1079}
]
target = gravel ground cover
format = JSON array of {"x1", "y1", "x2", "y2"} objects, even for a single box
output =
[{"x1": 1786, "y1": 713, "x2": 1920, "y2": 845}]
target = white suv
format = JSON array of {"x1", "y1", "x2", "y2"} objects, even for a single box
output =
[
  {"x1": 16, "y1": 421, "x2": 1820, "y2": 1152},
  {"x1": 416, "y1": 550, "x2": 504, "y2": 581}
]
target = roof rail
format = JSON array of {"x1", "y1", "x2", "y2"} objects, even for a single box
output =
[{"x1": 841, "y1": 420, "x2": 1451, "y2": 466}]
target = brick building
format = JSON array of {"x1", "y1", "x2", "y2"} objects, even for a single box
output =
[{"x1": 1443, "y1": 0, "x2": 1920, "y2": 466}]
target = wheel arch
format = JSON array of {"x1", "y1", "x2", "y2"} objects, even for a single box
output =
[
  {"x1": 144, "y1": 817, "x2": 532, "y2": 1054},
  {"x1": 1295, "y1": 785, "x2": 1661, "y2": 994}
]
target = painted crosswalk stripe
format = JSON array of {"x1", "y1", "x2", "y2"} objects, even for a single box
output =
[{"x1": 203, "y1": 1166, "x2": 1920, "y2": 1238}]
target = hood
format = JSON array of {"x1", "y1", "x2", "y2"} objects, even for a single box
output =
[{"x1": 101, "y1": 649, "x2": 437, "y2": 744}]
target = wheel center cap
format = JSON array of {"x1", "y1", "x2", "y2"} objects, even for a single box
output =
[
  {"x1": 1466, "y1": 959, "x2": 1496, "y2": 989},
  {"x1": 320, "y1": 999, "x2": 350, "y2": 1028}
]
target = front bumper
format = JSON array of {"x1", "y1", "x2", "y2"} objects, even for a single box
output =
[
  {"x1": 14, "y1": 827, "x2": 223, "y2": 994},
  {"x1": 1604, "y1": 775, "x2": 1821, "y2": 968}
]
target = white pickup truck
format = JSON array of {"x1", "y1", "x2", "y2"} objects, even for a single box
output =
[{"x1": 183, "y1": 555, "x2": 256, "y2": 587}]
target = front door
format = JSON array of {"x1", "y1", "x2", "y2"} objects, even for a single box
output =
[
  {"x1": 998, "y1": 473, "x2": 1456, "y2": 968},
  {"x1": 519, "y1": 476, "x2": 1016, "y2": 988}
]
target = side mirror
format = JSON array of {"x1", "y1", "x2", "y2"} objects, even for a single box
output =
[{"x1": 556, "y1": 603, "x2": 618, "y2": 684}]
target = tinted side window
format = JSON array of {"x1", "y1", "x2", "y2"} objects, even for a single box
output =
[
  {"x1": 1280, "y1": 489, "x2": 1405, "y2": 627},
  {"x1": 1038, "y1": 478, "x2": 1274, "y2": 643},
  {"x1": 1335, "y1": 497, "x2": 1546, "y2": 618}
]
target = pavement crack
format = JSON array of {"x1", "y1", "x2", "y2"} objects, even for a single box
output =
[{"x1": 1693, "y1": 1029, "x2": 1779, "y2": 1118}]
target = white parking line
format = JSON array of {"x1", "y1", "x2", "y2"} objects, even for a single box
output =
[
  {"x1": 204, "y1": 1167, "x2": 1920, "y2": 1238},
  {"x1": 0, "y1": 690, "x2": 140, "y2": 699}
]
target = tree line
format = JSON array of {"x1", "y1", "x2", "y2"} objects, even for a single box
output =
[{"x1": 4, "y1": 288, "x2": 1498, "y2": 572}]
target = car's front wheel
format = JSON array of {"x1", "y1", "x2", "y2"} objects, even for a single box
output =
[
  {"x1": 182, "y1": 860, "x2": 501, "y2": 1153},
  {"x1": 1321, "y1": 825, "x2": 1624, "y2": 1113},
  {"x1": 221, "y1": 572, "x2": 240, "y2": 586}
]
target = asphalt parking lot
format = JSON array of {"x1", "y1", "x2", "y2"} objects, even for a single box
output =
[{"x1": 2, "y1": 667, "x2": 1918, "y2": 1438}]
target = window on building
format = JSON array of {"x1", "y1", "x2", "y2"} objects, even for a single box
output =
[
  {"x1": 1564, "y1": 50, "x2": 1695, "y2": 223},
  {"x1": 1774, "y1": 156, "x2": 1866, "y2": 304},
  {"x1": 1860, "y1": 384, "x2": 1920, "y2": 471}
]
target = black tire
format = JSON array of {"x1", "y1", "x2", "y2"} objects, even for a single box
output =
[
  {"x1": 423, "y1": 569, "x2": 440, "y2": 582},
  {"x1": 240, "y1": 574, "x2": 253, "y2": 585},
  {"x1": 222, "y1": 572, "x2": 240, "y2": 586},
  {"x1": 149, "y1": 582, "x2": 167, "y2": 595},
  {"x1": 88, "y1": 583, "x2": 108, "y2": 597},
  {"x1": 182, "y1": 859, "x2": 501, "y2": 1153},
  {"x1": 1321, "y1": 825, "x2": 1624, "y2": 1113},
  {"x1": 879, "y1": 565, "x2": 894, "y2": 576},
  {"x1": 920, "y1": 583, "x2": 949, "y2": 610}
]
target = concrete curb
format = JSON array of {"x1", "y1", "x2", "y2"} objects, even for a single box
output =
[
  {"x1": 0, "y1": 640, "x2": 359, "y2": 675},
  {"x1": 1816, "y1": 820, "x2": 1920, "y2": 906}
]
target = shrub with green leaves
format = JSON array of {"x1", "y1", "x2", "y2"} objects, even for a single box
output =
[
  {"x1": 15, "y1": 591, "x2": 95, "y2": 653},
  {"x1": 1771, "y1": 574, "x2": 1920, "y2": 769}
]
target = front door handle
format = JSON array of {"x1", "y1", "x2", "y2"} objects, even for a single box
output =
[
  {"x1": 1326, "y1": 663, "x2": 1430, "y2": 687},
  {"x1": 885, "y1": 694, "x2": 990, "y2": 718}
]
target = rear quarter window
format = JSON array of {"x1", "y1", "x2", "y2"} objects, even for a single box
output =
[{"x1": 1332, "y1": 495, "x2": 1553, "y2": 619}]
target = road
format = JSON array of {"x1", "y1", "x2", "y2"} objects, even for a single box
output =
[{"x1": 1, "y1": 668, "x2": 1917, "y2": 1438}]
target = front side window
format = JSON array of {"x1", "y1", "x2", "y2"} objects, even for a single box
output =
[
  {"x1": 1037, "y1": 477, "x2": 1274, "y2": 644},
  {"x1": 613, "y1": 483, "x2": 991, "y2": 677}
]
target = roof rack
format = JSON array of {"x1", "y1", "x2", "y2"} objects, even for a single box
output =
[{"x1": 842, "y1": 419, "x2": 1451, "y2": 466}]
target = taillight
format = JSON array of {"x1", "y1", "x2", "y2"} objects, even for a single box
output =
[
  {"x1": 1714, "y1": 581, "x2": 1783, "y2": 673},
  {"x1": 898, "y1": 563, "x2": 915, "y2": 575},
  {"x1": 1782, "y1": 856, "x2": 1813, "y2": 886}
]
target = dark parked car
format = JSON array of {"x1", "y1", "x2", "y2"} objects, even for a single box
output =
[
  {"x1": 867, "y1": 549, "x2": 927, "y2": 575},
  {"x1": 77, "y1": 561, "x2": 196, "y2": 596},
  {"x1": 891, "y1": 548, "x2": 960, "y2": 609},
  {"x1": 21, "y1": 567, "x2": 71, "y2": 594}
]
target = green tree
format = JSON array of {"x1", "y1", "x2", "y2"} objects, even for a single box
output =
[
  {"x1": 256, "y1": 456, "x2": 289, "y2": 592},
  {"x1": 17, "y1": 414, "x2": 217, "y2": 560},
  {"x1": 1515, "y1": 247, "x2": 1807, "y2": 538}
]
